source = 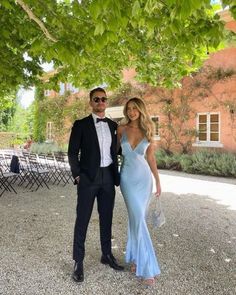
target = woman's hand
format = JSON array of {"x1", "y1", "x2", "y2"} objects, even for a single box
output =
[{"x1": 154, "y1": 180, "x2": 161, "y2": 198}]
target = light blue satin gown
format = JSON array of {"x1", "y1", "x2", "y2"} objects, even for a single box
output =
[{"x1": 120, "y1": 131, "x2": 161, "y2": 278}]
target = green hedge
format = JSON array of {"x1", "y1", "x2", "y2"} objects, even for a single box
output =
[
  {"x1": 0, "y1": 132, "x2": 27, "y2": 148},
  {"x1": 156, "y1": 149, "x2": 236, "y2": 178},
  {"x1": 0, "y1": 132, "x2": 15, "y2": 148},
  {"x1": 29, "y1": 142, "x2": 68, "y2": 154}
]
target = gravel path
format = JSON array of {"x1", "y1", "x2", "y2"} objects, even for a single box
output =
[{"x1": 0, "y1": 171, "x2": 235, "y2": 295}]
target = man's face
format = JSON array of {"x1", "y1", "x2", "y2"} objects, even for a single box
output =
[{"x1": 90, "y1": 90, "x2": 108, "y2": 114}]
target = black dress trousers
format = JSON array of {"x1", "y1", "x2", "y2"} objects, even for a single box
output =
[{"x1": 73, "y1": 165, "x2": 115, "y2": 262}]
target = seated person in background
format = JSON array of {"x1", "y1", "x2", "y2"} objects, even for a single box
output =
[{"x1": 24, "y1": 137, "x2": 33, "y2": 150}]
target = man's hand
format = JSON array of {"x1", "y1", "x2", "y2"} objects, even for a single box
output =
[{"x1": 75, "y1": 176, "x2": 80, "y2": 184}]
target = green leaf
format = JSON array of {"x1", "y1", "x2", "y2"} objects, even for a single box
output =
[
  {"x1": 230, "y1": 5, "x2": 236, "y2": 19},
  {"x1": 108, "y1": 17, "x2": 120, "y2": 31},
  {"x1": 1, "y1": 0, "x2": 13, "y2": 10},
  {"x1": 144, "y1": 0, "x2": 152, "y2": 14},
  {"x1": 132, "y1": 0, "x2": 141, "y2": 17},
  {"x1": 165, "y1": 0, "x2": 177, "y2": 6},
  {"x1": 1, "y1": 29, "x2": 10, "y2": 39},
  {"x1": 105, "y1": 31, "x2": 118, "y2": 42},
  {"x1": 180, "y1": 0, "x2": 193, "y2": 19},
  {"x1": 189, "y1": 0, "x2": 203, "y2": 10},
  {"x1": 120, "y1": 16, "x2": 129, "y2": 28},
  {"x1": 89, "y1": 1, "x2": 102, "y2": 20},
  {"x1": 94, "y1": 22, "x2": 105, "y2": 36}
]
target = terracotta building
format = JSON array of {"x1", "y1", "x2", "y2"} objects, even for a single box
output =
[
  {"x1": 106, "y1": 8, "x2": 236, "y2": 153},
  {"x1": 43, "y1": 9, "x2": 236, "y2": 153}
]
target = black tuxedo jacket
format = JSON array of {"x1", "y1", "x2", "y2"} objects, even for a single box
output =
[{"x1": 68, "y1": 114, "x2": 120, "y2": 186}]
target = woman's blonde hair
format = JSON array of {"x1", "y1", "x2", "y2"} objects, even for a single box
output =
[{"x1": 123, "y1": 97, "x2": 155, "y2": 141}]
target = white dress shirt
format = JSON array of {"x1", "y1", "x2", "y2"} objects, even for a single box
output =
[{"x1": 92, "y1": 113, "x2": 113, "y2": 167}]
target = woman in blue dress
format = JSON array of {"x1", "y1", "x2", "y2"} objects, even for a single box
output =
[{"x1": 117, "y1": 97, "x2": 162, "y2": 286}]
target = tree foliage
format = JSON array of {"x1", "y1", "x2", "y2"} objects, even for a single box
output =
[
  {"x1": 1, "y1": 0, "x2": 236, "y2": 95},
  {"x1": 33, "y1": 86, "x2": 47, "y2": 142},
  {"x1": 8, "y1": 102, "x2": 34, "y2": 137},
  {"x1": 0, "y1": 90, "x2": 17, "y2": 131}
]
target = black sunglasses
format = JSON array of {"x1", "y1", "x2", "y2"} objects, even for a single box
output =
[{"x1": 92, "y1": 96, "x2": 107, "y2": 103}]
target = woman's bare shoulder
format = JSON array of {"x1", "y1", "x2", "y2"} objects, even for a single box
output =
[
  {"x1": 147, "y1": 140, "x2": 157, "y2": 152},
  {"x1": 117, "y1": 124, "x2": 127, "y2": 134}
]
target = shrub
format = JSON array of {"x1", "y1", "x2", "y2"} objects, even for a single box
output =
[
  {"x1": 29, "y1": 142, "x2": 68, "y2": 154},
  {"x1": 155, "y1": 149, "x2": 168, "y2": 169},
  {"x1": 155, "y1": 149, "x2": 236, "y2": 178},
  {"x1": 156, "y1": 149, "x2": 182, "y2": 170},
  {"x1": 190, "y1": 151, "x2": 236, "y2": 177},
  {"x1": 179, "y1": 154, "x2": 194, "y2": 173},
  {"x1": 165, "y1": 153, "x2": 182, "y2": 170}
]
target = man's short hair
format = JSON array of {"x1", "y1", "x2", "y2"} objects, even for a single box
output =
[{"x1": 89, "y1": 87, "x2": 106, "y2": 100}]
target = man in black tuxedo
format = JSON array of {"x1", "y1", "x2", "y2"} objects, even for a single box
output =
[{"x1": 68, "y1": 87, "x2": 124, "y2": 282}]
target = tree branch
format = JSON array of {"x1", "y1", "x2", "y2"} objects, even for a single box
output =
[{"x1": 16, "y1": 0, "x2": 58, "y2": 43}]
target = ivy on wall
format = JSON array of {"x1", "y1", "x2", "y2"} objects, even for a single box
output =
[
  {"x1": 34, "y1": 89, "x2": 89, "y2": 145},
  {"x1": 156, "y1": 66, "x2": 236, "y2": 153},
  {"x1": 33, "y1": 87, "x2": 47, "y2": 142}
]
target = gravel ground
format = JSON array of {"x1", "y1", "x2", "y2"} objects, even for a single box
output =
[{"x1": 0, "y1": 171, "x2": 235, "y2": 295}]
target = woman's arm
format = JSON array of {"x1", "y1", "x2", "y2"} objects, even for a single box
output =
[
  {"x1": 146, "y1": 142, "x2": 161, "y2": 197},
  {"x1": 117, "y1": 125, "x2": 125, "y2": 153}
]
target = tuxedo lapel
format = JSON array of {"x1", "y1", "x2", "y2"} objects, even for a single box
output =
[
  {"x1": 107, "y1": 120, "x2": 116, "y2": 152},
  {"x1": 87, "y1": 114, "x2": 100, "y2": 151}
]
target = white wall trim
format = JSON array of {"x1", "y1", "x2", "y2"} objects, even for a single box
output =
[{"x1": 193, "y1": 141, "x2": 224, "y2": 148}]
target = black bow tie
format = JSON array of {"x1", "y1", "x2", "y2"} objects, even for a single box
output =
[{"x1": 96, "y1": 118, "x2": 107, "y2": 123}]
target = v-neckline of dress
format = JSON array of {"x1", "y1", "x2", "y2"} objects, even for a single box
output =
[{"x1": 124, "y1": 131, "x2": 145, "y2": 151}]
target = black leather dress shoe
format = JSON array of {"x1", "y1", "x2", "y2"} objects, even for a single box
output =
[
  {"x1": 101, "y1": 254, "x2": 124, "y2": 271},
  {"x1": 72, "y1": 262, "x2": 84, "y2": 282}
]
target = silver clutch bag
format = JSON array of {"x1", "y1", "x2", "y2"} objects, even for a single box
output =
[{"x1": 147, "y1": 196, "x2": 166, "y2": 228}]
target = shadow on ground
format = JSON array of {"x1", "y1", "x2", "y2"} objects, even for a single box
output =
[{"x1": 0, "y1": 172, "x2": 235, "y2": 295}]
